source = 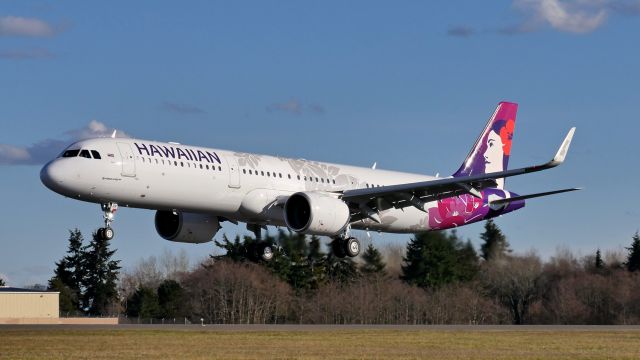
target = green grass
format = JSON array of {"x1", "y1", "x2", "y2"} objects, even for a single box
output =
[{"x1": 1, "y1": 328, "x2": 640, "y2": 359}]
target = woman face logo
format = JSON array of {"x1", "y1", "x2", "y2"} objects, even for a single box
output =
[{"x1": 484, "y1": 129, "x2": 504, "y2": 173}]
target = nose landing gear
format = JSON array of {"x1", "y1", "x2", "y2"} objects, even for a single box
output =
[{"x1": 98, "y1": 202, "x2": 118, "y2": 240}]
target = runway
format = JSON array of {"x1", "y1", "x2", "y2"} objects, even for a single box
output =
[{"x1": 2, "y1": 324, "x2": 640, "y2": 331}]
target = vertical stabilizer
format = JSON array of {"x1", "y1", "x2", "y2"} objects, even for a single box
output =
[{"x1": 453, "y1": 102, "x2": 518, "y2": 189}]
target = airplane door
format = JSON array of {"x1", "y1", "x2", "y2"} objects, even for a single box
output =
[
  {"x1": 116, "y1": 142, "x2": 136, "y2": 177},
  {"x1": 227, "y1": 156, "x2": 240, "y2": 188}
]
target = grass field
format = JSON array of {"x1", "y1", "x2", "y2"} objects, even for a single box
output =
[{"x1": 1, "y1": 327, "x2": 640, "y2": 359}]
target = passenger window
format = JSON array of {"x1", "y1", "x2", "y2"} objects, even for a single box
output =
[
  {"x1": 242, "y1": 169, "x2": 246, "y2": 174},
  {"x1": 333, "y1": 179, "x2": 336, "y2": 184},
  {"x1": 200, "y1": 164, "x2": 203, "y2": 169},
  {"x1": 279, "y1": 173, "x2": 282, "y2": 178},
  {"x1": 62, "y1": 149, "x2": 80, "y2": 158},
  {"x1": 79, "y1": 150, "x2": 91, "y2": 159},
  {"x1": 267, "y1": 172, "x2": 270, "y2": 177},
  {"x1": 249, "y1": 169, "x2": 252, "y2": 175},
  {"x1": 261, "y1": 171, "x2": 265, "y2": 176},
  {"x1": 315, "y1": 177, "x2": 319, "y2": 182},
  {"x1": 90, "y1": 150, "x2": 101, "y2": 159},
  {"x1": 206, "y1": 165, "x2": 209, "y2": 169},
  {"x1": 218, "y1": 166, "x2": 222, "y2": 171},
  {"x1": 297, "y1": 175, "x2": 300, "y2": 180},
  {"x1": 288, "y1": 174, "x2": 291, "y2": 179}
]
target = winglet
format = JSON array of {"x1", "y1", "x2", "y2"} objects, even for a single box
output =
[{"x1": 551, "y1": 127, "x2": 575, "y2": 166}]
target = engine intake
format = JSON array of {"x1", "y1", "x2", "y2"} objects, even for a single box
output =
[
  {"x1": 155, "y1": 211, "x2": 220, "y2": 244},
  {"x1": 284, "y1": 192, "x2": 350, "y2": 236}
]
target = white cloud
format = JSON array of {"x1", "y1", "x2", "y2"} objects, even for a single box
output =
[
  {"x1": 518, "y1": 0, "x2": 608, "y2": 33},
  {"x1": 496, "y1": 0, "x2": 640, "y2": 35},
  {"x1": 0, "y1": 16, "x2": 56, "y2": 37},
  {"x1": 0, "y1": 121, "x2": 130, "y2": 165}
]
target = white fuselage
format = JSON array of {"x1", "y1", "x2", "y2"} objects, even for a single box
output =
[{"x1": 41, "y1": 137, "x2": 437, "y2": 233}]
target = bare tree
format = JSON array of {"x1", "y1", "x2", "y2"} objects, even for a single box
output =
[{"x1": 482, "y1": 253, "x2": 544, "y2": 324}]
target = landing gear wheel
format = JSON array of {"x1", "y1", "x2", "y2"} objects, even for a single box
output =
[
  {"x1": 99, "y1": 202, "x2": 118, "y2": 241},
  {"x1": 332, "y1": 239, "x2": 346, "y2": 258},
  {"x1": 103, "y1": 227, "x2": 114, "y2": 240},
  {"x1": 344, "y1": 237, "x2": 360, "y2": 257},
  {"x1": 258, "y1": 243, "x2": 274, "y2": 262}
]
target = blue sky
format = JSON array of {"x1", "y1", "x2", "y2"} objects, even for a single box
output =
[{"x1": 1, "y1": 1, "x2": 639, "y2": 286}]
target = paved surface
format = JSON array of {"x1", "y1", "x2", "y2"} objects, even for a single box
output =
[{"x1": 2, "y1": 324, "x2": 640, "y2": 331}]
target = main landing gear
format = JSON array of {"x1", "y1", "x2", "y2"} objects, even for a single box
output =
[
  {"x1": 248, "y1": 224, "x2": 274, "y2": 262},
  {"x1": 98, "y1": 202, "x2": 118, "y2": 241},
  {"x1": 332, "y1": 236, "x2": 361, "y2": 258}
]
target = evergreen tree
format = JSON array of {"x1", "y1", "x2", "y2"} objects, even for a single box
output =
[
  {"x1": 279, "y1": 231, "x2": 316, "y2": 290},
  {"x1": 157, "y1": 279, "x2": 184, "y2": 319},
  {"x1": 401, "y1": 230, "x2": 479, "y2": 289},
  {"x1": 82, "y1": 230, "x2": 121, "y2": 316},
  {"x1": 626, "y1": 232, "x2": 640, "y2": 272},
  {"x1": 213, "y1": 234, "x2": 254, "y2": 262},
  {"x1": 360, "y1": 244, "x2": 386, "y2": 275},
  {"x1": 458, "y1": 239, "x2": 480, "y2": 280},
  {"x1": 325, "y1": 254, "x2": 359, "y2": 284},
  {"x1": 480, "y1": 219, "x2": 511, "y2": 261},
  {"x1": 126, "y1": 286, "x2": 161, "y2": 318},
  {"x1": 0, "y1": 277, "x2": 5, "y2": 286},
  {"x1": 595, "y1": 248, "x2": 605, "y2": 270},
  {"x1": 307, "y1": 235, "x2": 327, "y2": 286},
  {"x1": 48, "y1": 229, "x2": 86, "y2": 314},
  {"x1": 49, "y1": 278, "x2": 76, "y2": 315}
]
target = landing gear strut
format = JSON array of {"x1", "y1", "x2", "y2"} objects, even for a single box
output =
[
  {"x1": 332, "y1": 236, "x2": 360, "y2": 258},
  {"x1": 248, "y1": 223, "x2": 274, "y2": 262},
  {"x1": 98, "y1": 202, "x2": 118, "y2": 240}
]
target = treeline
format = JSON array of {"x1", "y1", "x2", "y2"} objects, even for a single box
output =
[{"x1": 49, "y1": 222, "x2": 640, "y2": 324}]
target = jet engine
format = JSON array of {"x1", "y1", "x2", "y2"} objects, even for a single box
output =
[
  {"x1": 155, "y1": 210, "x2": 220, "y2": 244},
  {"x1": 284, "y1": 192, "x2": 351, "y2": 236}
]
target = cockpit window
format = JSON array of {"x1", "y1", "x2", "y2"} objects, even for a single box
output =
[
  {"x1": 91, "y1": 150, "x2": 102, "y2": 159},
  {"x1": 62, "y1": 149, "x2": 80, "y2": 158},
  {"x1": 79, "y1": 150, "x2": 91, "y2": 158}
]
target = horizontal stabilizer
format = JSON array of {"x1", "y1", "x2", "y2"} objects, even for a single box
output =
[{"x1": 490, "y1": 187, "x2": 582, "y2": 206}]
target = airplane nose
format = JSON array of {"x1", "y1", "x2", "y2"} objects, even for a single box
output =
[{"x1": 40, "y1": 161, "x2": 64, "y2": 192}]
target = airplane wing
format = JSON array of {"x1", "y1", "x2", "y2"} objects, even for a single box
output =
[{"x1": 340, "y1": 128, "x2": 576, "y2": 222}]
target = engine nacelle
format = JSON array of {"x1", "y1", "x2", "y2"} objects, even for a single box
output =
[
  {"x1": 155, "y1": 211, "x2": 220, "y2": 244},
  {"x1": 284, "y1": 192, "x2": 350, "y2": 236}
]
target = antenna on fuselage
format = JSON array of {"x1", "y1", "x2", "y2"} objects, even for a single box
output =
[
  {"x1": 371, "y1": 162, "x2": 377, "y2": 170},
  {"x1": 111, "y1": 130, "x2": 117, "y2": 138}
]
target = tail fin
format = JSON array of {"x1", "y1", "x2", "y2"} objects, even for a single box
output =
[{"x1": 453, "y1": 102, "x2": 518, "y2": 189}]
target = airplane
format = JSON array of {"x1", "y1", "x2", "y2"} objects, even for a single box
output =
[{"x1": 40, "y1": 102, "x2": 579, "y2": 260}]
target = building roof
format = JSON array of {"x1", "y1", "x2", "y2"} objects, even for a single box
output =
[{"x1": 0, "y1": 286, "x2": 57, "y2": 293}]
